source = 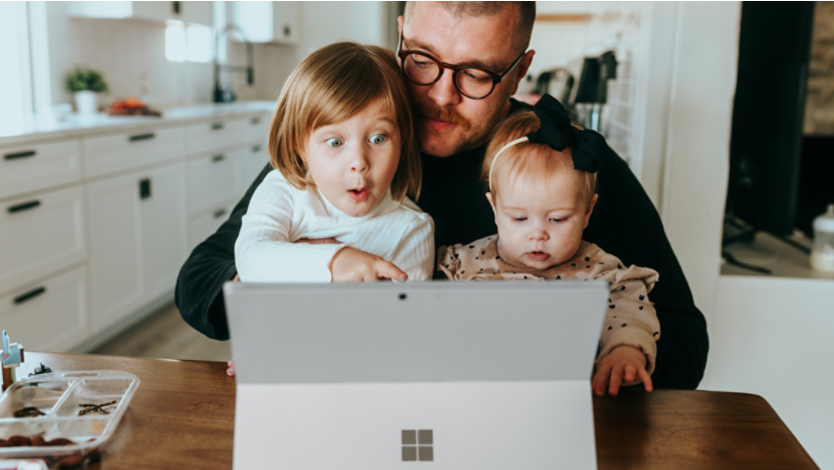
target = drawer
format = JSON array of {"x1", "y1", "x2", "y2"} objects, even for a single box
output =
[
  {"x1": 188, "y1": 200, "x2": 237, "y2": 252},
  {"x1": 0, "y1": 139, "x2": 81, "y2": 200},
  {"x1": 185, "y1": 119, "x2": 246, "y2": 155},
  {"x1": 0, "y1": 266, "x2": 89, "y2": 352},
  {"x1": 186, "y1": 149, "x2": 245, "y2": 216},
  {"x1": 83, "y1": 127, "x2": 185, "y2": 178},
  {"x1": 244, "y1": 114, "x2": 270, "y2": 144},
  {"x1": 243, "y1": 142, "x2": 270, "y2": 188},
  {"x1": 0, "y1": 186, "x2": 86, "y2": 295}
]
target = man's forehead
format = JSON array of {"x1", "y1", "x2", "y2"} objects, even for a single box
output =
[{"x1": 403, "y1": 2, "x2": 520, "y2": 68}]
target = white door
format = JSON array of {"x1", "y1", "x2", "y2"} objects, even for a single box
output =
[
  {"x1": 140, "y1": 163, "x2": 187, "y2": 301},
  {"x1": 86, "y1": 171, "x2": 144, "y2": 331}
]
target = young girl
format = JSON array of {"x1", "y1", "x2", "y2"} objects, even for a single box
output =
[
  {"x1": 235, "y1": 42, "x2": 434, "y2": 284},
  {"x1": 437, "y1": 95, "x2": 660, "y2": 397}
]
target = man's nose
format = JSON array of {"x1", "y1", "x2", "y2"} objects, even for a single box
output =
[{"x1": 427, "y1": 68, "x2": 462, "y2": 108}]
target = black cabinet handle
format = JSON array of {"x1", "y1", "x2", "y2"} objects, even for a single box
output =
[
  {"x1": 139, "y1": 178, "x2": 152, "y2": 200},
  {"x1": 212, "y1": 154, "x2": 225, "y2": 162},
  {"x1": 213, "y1": 209, "x2": 227, "y2": 219},
  {"x1": 129, "y1": 133, "x2": 156, "y2": 142},
  {"x1": 211, "y1": 123, "x2": 224, "y2": 130},
  {"x1": 251, "y1": 117, "x2": 261, "y2": 125},
  {"x1": 284, "y1": 25, "x2": 291, "y2": 37},
  {"x1": 251, "y1": 145, "x2": 262, "y2": 153},
  {"x1": 172, "y1": 1, "x2": 180, "y2": 14},
  {"x1": 14, "y1": 287, "x2": 46, "y2": 305},
  {"x1": 4, "y1": 150, "x2": 36, "y2": 160},
  {"x1": 8, "y1": 200, "x2": 41, "y2": 213}
]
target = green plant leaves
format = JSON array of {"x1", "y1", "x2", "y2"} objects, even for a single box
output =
[{"x1": 66, "y1": 68, "x2": 108, "y2": 93}]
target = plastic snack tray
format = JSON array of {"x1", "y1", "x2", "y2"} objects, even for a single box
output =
[{"x1": 0, "y1": 370, "x2": 140, "y2": 459}]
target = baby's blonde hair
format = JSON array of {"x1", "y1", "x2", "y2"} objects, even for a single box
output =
[
  {"x1": 268, "y1": 42, "x2": 421, "y2": 202},
  {"x1": 482, "y1": 110, "x2": 597, "y2": 204}
]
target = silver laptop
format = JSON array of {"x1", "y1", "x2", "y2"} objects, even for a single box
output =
[{"x1": 224, "y1": 281, "x2": 608, "y2": 469}]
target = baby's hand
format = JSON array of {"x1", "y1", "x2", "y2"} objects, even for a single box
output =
[
  {"x1": 592, "y1": 345, "x2": 653, "y2": 396},
  {"x1": 227, "y1": 360, "x2": 235, "y2": 377},
  {"x1": 330, "y1": 247, "x2": 408, "y2": 282}
]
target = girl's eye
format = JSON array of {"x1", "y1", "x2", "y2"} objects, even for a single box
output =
[
  {"x1": 550, "y1": 218, "x2": 565, "y2": 223},
  {"x1": 325, "y1": 138, "x2": 344, "y2": 148},
  {"x1": 369, "y1": 134, "x2": 386, "y2": 145},
  {"x1": 513, "y1": 217, "x2": 527, "y2": 222}
]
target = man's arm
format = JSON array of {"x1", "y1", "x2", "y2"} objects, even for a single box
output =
[
  {"x1": 584, "y1": 148, "x2": 709, "y2": 389},
  {"x1": 175, "y1": 163, "x2": 271, "y2": 340}
]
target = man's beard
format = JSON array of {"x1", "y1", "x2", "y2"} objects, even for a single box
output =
[{"x1": 414, "y1": 101, "x2": 505, "y2": 157}]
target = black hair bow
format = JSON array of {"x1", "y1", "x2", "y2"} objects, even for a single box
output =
[{"x1": 526, "y1": 94, "x2": 606, "y2": 173}]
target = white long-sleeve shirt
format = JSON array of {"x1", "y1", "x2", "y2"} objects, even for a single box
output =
[{"x1": 235, "y1": 169, "x2": 434, "y2": 283}]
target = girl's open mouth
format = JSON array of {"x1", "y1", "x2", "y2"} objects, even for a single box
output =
[
  {"x1": 527, "y1": 251, "x2": 550, "y2": 261},
  {"x1": 348, "y1": 188, "x2": 369, "y2": 202}
]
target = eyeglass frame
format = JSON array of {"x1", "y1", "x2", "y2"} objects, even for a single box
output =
[{"x1": 396, "y1": 30, "x2": 527, "y2": 100}]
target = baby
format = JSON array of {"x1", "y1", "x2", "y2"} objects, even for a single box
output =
[{"x1": 437, "y1": 95, "x2": 660, "y2": 396}]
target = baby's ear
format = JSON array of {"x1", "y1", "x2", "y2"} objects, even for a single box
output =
[{"x1": 584, "y1": 194, "x2": 599, "y2": 228}]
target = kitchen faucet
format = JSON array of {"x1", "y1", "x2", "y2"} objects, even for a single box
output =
[{"x1": 213, "y1": 24, "x2": 254, "y2": 103}]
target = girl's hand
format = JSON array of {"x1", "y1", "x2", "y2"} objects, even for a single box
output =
[
  {"x1": 227, "y1": 360, "x2": 235, "y2": 377},
  {"x1": 592, "y1": 345, "x2": 653, "y2": 396},
  {"x1": 330, "y1": 247, "x2": 408, "y2": 282}
]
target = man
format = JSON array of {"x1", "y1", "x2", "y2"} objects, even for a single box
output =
[{"x1": 176, "y1": 2, "x2": 708, "y2": 389}]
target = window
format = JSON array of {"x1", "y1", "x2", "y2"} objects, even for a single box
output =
[
  {"x1": 165, "y1": 22, "x2": 212, "y2": 63},
  {"x1": 401, "y1": 429, "x2": 434, "y2": 462}
]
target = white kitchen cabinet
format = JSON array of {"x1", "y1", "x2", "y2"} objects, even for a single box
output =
[
  {"x1": 228, "y1": 1, "x2": 300, "y2": 45},
  {"x1": 0, "y1": 139, "x2": 81, "y2": 200},
  {"x1": 188, "y1": 200, "x2": 237, "y2": 252},
  {"x1": 0, "y1": 186, "x2": 86, "y2": 296},
  {"x1": 86, "y1": 163, "x2": 187, "y2": 332},
  {"x1": 185, "y1": 119, "x2": 246, "y2": 156},
  {"x1": 83, "y1": 127, "x2": 185, "y2": 179},
  {"x1": 243, "y1": 143, "x2": 269, "y2": 187},
  {"x1": 0, "y1": 266, "x2": 89, "y2": 353},
  {"x1": 67, "y1": 1, "x2": 212, "y2": 26},
  {"x1": 186, "y1": 149, "x2": 246, "y2": 216}
]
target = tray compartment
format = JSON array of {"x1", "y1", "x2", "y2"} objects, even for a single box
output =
[
  {"x1": 54, "y1": 379, "x2": 131, "y2": 418},
  {"x1": 0, "y1": 382, "x2": 71, "y2": 419}
]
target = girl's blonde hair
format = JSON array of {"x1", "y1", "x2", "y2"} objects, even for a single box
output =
[
  {"x1": 268, "y1": 42, "x2": 421, "y2": 202},
  {"x1": 482, "y1": 110, "x2": 597, "y2": 204}
]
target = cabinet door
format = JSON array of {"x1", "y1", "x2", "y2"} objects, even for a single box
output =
[
  {"x1": 0, "y1": 267, "x2": 89, "y2": 353},
  {"x1": 140, "y1": 163, "x2": 187, "y2": 301},
  {"x1": 186, "y1": 149, "x2": 246, "y2": 216},
  {"x1": 243, "y1": 143, "x2": 269, "y2": 189},
  {"x1": 229, "y1": 2, "x2": 274, "y2": 43},
  {"x1": 272, "y1": 1, "x2": 299, "y2": 44},
  {"x1": 86, "y1": 172, "x2": 144, "y2": 331}
]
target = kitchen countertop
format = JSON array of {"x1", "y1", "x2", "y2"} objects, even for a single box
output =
[{"x1": 0, "y1": 101, "x2": 277, "y2": 147}]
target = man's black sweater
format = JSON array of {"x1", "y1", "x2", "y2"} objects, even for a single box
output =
[{"x1": 175, "y1": 99, "x2": 709, "y2": 389}]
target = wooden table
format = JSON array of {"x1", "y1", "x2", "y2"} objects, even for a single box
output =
[{"x1": 14, "y1": 352, "x2": 817, "y2": 469}]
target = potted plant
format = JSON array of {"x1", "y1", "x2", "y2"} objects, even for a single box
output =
[{"x1": 66, "y1": 68, "x2": 108, "y2": 115}]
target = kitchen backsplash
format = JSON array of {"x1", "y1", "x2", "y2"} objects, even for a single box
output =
[{"x1": 46, "y1": 2, "x2": 295, "y2": 109}]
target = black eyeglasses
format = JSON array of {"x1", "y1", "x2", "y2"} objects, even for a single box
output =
[{"x1": 397, "y1": 31, "x2": 526, "y2": 100}]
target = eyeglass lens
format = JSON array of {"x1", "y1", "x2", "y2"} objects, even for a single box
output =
[{"x1": 402, "y1": 54, "x2": 495, "y2": 99}]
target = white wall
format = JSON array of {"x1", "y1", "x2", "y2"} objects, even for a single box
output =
[
  {"x1": 298, "y1": 1, "x2": 389, "y2": 54},
  {"x1": 656, "y1": 2, "x2": 740, "y2": 323}
]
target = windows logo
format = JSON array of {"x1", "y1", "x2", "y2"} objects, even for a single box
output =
[{"x1": 402, "y1": 429, "x2": 433, "y2": 462}]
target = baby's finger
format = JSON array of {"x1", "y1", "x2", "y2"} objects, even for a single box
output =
[
  {"x1": 593, "y1": 364, "x2": 612, "y2": 396},
  {"x1": 624, "y1": 363, "x2": 637, "y2": 383},
  {"x1": 227, "y1": 366, "x2": 235, "y2": 377},
  {"x1": 376, "y1": 260, "x2": 408, "y2": 282},
  {"x1": 608, "y1": 366, "x2": 624, "y2": 396},
  {"x1": 638, "y1": 369, "x2": 653, "y2": 392}
]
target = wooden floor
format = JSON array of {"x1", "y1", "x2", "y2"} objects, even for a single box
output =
[{"x1": 91, "y1": 302, "x2": 232, "y2": 362}]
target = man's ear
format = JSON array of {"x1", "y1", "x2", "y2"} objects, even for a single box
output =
[
  {"x1": 509, "y1": 50, "x2": 536, "y2": 95},
  {"x1": 584, "y1": 194, "x2": 599, "y2": 228},
  {"x1": 398, "y1": 15, "x2": 404, "y2": 36}
]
